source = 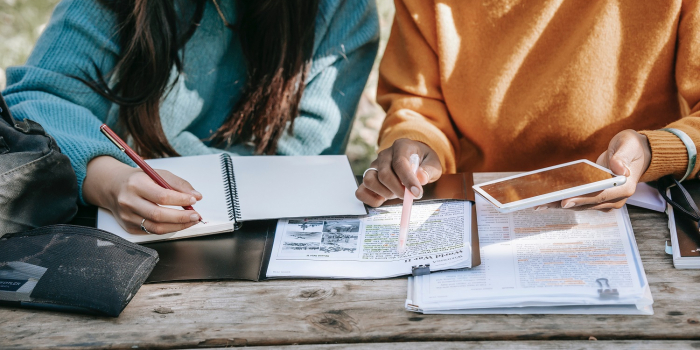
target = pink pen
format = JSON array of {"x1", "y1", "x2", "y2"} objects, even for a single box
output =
[{"x1": 398, "y1": 154, "x2": 421, "y2": 254}]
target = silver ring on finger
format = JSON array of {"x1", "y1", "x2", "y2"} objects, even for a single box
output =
[
  {"x1": 141, "y1": 218, "x2": 153, "y2": 234},
  {"x1": 363, "y1": 167, "x2": 378, "y2": 179}
]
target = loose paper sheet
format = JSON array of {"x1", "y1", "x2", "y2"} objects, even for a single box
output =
[
  {"x1": 627, "y1": 182, "x2": 665, "y2": 212},
  {"x1": 266, "y1": 201, "x2": 473, "y2": 279}
]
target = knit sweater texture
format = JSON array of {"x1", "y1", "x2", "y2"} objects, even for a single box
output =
[
  {"x1": 3, "y1": 0, "x2": 379, "y2": 202},
  {"x1": 378, "y1": 0, "x2": 700, "y2": 182}
]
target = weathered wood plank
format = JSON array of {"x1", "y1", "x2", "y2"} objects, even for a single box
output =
[
  {"x1": 252, "y1": 341, "x2": 700, "y2": 350},
  {"x1": 1, "y1": 207, "x2": 700, "y2": 350}
]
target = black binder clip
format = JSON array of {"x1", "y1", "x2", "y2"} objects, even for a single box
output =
[
  {"x1": 596, "y1": 278, "x2": 619, "y2": 299},
  {"x1": 412, "y1": 264, "x2": 430, "y2": 276}
]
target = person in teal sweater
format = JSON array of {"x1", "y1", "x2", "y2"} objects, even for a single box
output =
[{"x1": 3, "y1": 0, "x2": 378, "y2": 234}]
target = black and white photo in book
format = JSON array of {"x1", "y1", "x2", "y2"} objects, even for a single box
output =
[{"x1": 320, "y1": 220, "x2": 360, "y2": 254}]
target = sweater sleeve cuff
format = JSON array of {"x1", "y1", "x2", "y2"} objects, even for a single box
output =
[
  {"x1": 378, "y1": 125, "x2": 457, "y2": 174},
  {"x1": 638, "y1": 130, "x2": 689, "y2": 182}
]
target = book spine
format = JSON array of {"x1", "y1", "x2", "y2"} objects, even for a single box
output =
[{"x1": 220, "y1": 153, "x2": 242, "y2": 229}]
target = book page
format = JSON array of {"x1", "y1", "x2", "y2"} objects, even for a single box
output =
[
  {"x1": 408, "y1": 173, "x2": 650, "y2": 311},
  {"x1": 266, "y1": 200, "x2": 472, "y2": 279}
]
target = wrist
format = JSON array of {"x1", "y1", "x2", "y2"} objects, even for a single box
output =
[
  {"x1": 639, "y1": 133, "x2": 652, "y2": 175},
  {"x1": 83, "y1": 156, "x2": 134, "y2": 208}
]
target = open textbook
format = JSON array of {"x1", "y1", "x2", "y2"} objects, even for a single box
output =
[
  {"x1": 406, "y1": 173, "x2": 653, "y2": 315},
  {"x1": 266, "y1": 199, "x2": 478, "y2": 279}
]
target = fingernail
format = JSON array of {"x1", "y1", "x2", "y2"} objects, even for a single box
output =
[
  {"x1": 421, "y1": 169, "x2": 430, "y2": 184},
  {"x1": 190, "y1": 197, "x2": 197, "y2": 205},
  {"x1": 563, "y1": 202, "x2": 576, "y2": 209},
  {"x1": 411, "y1": 186, "x2": 421, "y2": 198},
  {"x1": 192, "y1": 190, "x2": 202, "y2": 198},
  {"x1": 190, "y1": 214, "x2": 200, "y2": 222},
  {"x1": 535, "y1": 205, "x2": 548, "y2": 211}
]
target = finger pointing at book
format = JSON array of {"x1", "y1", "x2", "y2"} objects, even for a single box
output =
[{"x1": 356, "y1": 138, "x2": 442, "y2": 207}]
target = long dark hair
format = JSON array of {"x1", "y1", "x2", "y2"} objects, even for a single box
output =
[{"x1": 85, "y1": 0, "x2": 319, "y2": 158}]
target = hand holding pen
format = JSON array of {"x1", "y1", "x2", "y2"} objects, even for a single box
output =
[
  {"x1": 86, "y1": 124, "x2": 205, "y2": 235},
  {"x1": 355, "y1": 138, "x2": 442, "y2": 208}
]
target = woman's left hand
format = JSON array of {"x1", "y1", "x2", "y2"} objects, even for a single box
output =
[{"x1": 558, "y1": 129, "x2": 652, "y2": 211}]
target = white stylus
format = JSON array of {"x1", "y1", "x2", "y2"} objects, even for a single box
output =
[{"x1": 398, "y1": 154, "x2": 421, "y2": 255}]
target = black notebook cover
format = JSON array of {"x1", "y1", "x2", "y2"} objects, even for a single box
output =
[
  {"x1": 144, "y1": 220, "x2": 277, "y2": 282},
  {"x1": 71, "y1": 206, "x2": 276, "y2": 282}
]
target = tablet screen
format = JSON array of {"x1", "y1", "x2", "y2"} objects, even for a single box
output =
[{"x1": 479, "y1": 162, "x2": 614, "y2": 205}]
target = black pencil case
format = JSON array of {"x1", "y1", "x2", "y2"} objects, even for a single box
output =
[{"x1": 0, "y1": 224, "x2": 158, "y2": 317}]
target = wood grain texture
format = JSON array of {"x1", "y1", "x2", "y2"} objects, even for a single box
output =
[
  {"x1": 2, "y1": 207, "x2": 700, "y2": 350},
  {"x1": 253, "y1": 341, "x2": 700, "y2": 350}
]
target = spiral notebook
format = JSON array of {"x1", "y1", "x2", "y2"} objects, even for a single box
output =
[{"x1": 97, "y1": 153, "x2": 367, "y2": 243}]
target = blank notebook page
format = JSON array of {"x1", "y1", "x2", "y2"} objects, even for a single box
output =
[{"x1": 231, "y1": 155, "x2": 366, "y2": 220}]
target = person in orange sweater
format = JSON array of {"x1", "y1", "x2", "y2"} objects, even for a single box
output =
[{"x1": 356, "y1": 0, "x2": 700, "y2": 211}]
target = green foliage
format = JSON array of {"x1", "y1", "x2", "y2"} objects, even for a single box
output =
[{"x1": 0, "y1": 0, "x2": 60, "y2": 70}]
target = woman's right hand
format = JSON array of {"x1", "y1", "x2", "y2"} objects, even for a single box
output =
[
  {"x1": 83, "y1": 156, "x2": 203, "y2": 235},
  {"x1": 355, "y1": 138, "x2": 443, "y2": 207}
]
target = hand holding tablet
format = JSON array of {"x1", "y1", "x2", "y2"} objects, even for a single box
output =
[{"x1": 473, "y1": 160, "x2": 627, "y2": 213}]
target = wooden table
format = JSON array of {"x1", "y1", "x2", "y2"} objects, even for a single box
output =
[{"x1": 2, "y1": 207, "x2": 700, "y2": 349}]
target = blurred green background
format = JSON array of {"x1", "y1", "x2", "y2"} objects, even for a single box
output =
[{"x1": 0, "y1": 0, "x2": 395, "y2": 174}]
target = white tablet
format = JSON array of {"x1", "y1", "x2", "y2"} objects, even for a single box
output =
[{"x1": 472, "y1": 159, "x2": 627, "y2": 213}]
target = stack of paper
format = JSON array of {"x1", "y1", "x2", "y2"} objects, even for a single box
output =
[{"x1": 406, "y1": 173, "x2": 653, "y2": 315}]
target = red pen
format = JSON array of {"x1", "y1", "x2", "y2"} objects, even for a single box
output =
[{"x1": 99, "y1": 124, "x2": 205, "y2": 224}]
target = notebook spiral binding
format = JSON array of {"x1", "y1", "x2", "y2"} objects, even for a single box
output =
[{"x1": 220, "y1": 153, "x2": 242, "y2": 230}]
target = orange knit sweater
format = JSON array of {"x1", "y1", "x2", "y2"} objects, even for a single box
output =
[{"x1": 377, "y1": 0, "x2": 700, "y2": 182}]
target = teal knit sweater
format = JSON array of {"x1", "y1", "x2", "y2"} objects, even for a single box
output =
[{"x1": 3, "y1": 0, "x2": 378, "y2": 202}]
